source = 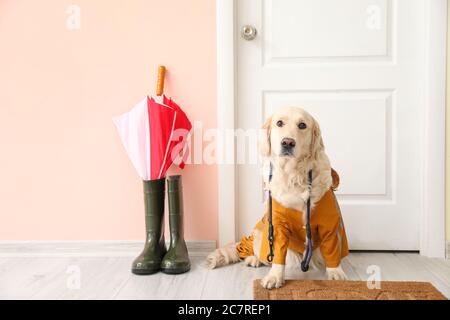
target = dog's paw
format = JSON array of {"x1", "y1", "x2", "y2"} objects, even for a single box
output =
[
  {"x1": 244, "y1": 255, "x2": 262, "y2": 268},
  {"x1": 261, "y1": 273, "x2": 284, "y2": 289},
  {"x1": 261, "y1": 264, "x2": 285, "y2": 289},
  {"x1": 326, "y1": 265, "x2": 348, "y2": 280}
]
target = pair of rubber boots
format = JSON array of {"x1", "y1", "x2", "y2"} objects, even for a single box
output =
[{"x1": 132, "y1": 175, "x2": 190, "y2": 275}]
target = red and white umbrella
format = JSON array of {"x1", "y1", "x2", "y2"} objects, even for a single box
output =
[{"x1": 113, "y1": 93, "x2": 192, "y2": 180}]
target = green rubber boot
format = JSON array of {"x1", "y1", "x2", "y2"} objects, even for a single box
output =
[
  {"x1": 161, "y1": 175, "x2": 191, "y2": 274},
  {"x1": 132, "y1": 178, "x2": 167, "y2": 275}
]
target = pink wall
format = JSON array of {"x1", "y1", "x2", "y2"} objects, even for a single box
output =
[{"x1": 0, "y1": 0, "x2": 217, "y2": 241}]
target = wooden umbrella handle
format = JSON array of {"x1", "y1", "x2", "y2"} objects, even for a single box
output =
[{"x1": 156, "y1": 65, "x2": 166, "y2": 96}]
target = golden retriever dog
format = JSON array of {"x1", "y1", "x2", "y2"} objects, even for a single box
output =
[{"x1": 206, "y1": 107, "x2": 349, "y2": 289}]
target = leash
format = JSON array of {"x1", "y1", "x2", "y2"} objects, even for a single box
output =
[
  {"x1": 266, "y1": 163, "x2": 313, "y2": 272},
  {"x1": 266, "y1": 163, "x2": 274, "y2": 263},
  {"x1": 300, "y1": 169, "x2": 313, "y2": 272}
]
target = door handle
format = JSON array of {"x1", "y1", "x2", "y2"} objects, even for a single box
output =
[{"x1": 241, "y1": 25, "x2": 257, "y2": 41}]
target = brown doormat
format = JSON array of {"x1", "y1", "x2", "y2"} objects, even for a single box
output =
[{"x1": 253, "y1": 280, "x2": 447, "y2": 300}]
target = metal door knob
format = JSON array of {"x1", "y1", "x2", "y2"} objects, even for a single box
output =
[{"x1": 241, "y1": 25, "x2": 257, "y2": 41}]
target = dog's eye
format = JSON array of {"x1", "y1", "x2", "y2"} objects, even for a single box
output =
[
  {"x1": 298, "y1": 122, "x2": 307, "y2": 130},
  {"x1": 276, "y1": 120, "x2": 284, "y2": 127}
]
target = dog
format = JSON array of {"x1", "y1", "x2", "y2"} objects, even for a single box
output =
[{"x1": 206, "y1": 107, "x2": 349, "y2": 289}]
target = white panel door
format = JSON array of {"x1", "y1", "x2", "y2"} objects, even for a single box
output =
[{"x1": 237, "y1": 0, "x2": 425, "y2": 250}]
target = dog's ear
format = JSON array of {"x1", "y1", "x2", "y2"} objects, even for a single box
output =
[
  {"x1": 310, "y1": 118, "x2": 324, "y2": 160},
  {"x1": 259, "y1": 116, "x2": 272, "y2": 157}
]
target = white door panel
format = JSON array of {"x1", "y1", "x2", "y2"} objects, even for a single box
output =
[
  {"x1": 237, "y1": 0, "x2": 424, "y2": 250},
  {"x1": 265, "y1": 0, "x2": 390, "y2": 62}
]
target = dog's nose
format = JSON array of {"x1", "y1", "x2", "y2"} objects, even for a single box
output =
[{"x1": 281, "y1": 138, "x2": 296, "y2": 148}]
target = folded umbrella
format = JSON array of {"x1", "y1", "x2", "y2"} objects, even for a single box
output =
[{"x1": 113, "y1": 95, "x2": 192, "y2": 180}]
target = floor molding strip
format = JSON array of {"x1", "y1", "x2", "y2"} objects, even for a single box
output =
[{"x1": 0, "y1": 240, "x2": 216, "y2": 258}]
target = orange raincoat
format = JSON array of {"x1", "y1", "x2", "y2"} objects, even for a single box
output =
[{"x1": 236, "y1": 169, "x2": 348, "y2": 268}]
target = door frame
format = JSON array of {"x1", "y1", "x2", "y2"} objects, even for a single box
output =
[{"x1": 216, "y1": 0, "x2": 447, "y2": 257}]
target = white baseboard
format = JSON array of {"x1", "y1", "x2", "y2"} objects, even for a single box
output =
[{"x1": 0, "y1": 240, "x2": 216, "y2": 258}]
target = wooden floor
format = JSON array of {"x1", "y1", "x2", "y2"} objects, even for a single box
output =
[{"x1": 1, "y1": 252, "x2": 449, "y2": 299}]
